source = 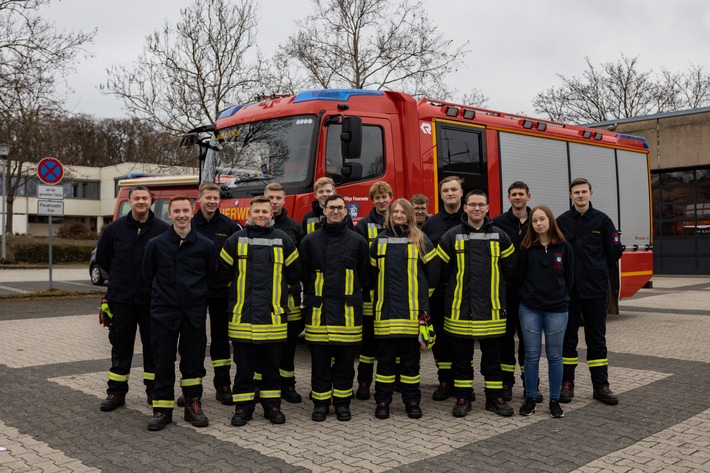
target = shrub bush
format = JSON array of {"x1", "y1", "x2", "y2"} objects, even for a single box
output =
[
  {"x1": 57, "y1": 219, "x2": 98, "y2": 240},
  {"x1": 8, "y1": 236, "x2": 96, "y2": 264}
]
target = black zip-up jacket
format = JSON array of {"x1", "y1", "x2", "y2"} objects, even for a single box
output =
[
  {"x1": 370, "y1": 225, "x2": 439, "y2": 338},
  {"x1": 273, "y1": 208, "x2": 304, "y2": 246},
  {"x1": 192, "y1": 210, "x2": 241, "y2": 297},
  {"x1": 556, "y1": 203, "x2": 623, "y2": 299},
  {"x1": 217, "y1": 223, "x2": 301, "y2": 343},
  {"x1": 422, "y1": 206, "x2": 465, "y2": 247},
  {"x1": 518, "y1": 241, "x2": 574, "y2": 312},
  {"x1": 422, "y1": 206, "x2": 464, "y2": 298},
  {"x1": 142, "y1": 226, "x2": 218, "y2": 329},
  {"x1": 354, "y1": 207, "x2": 386, "y2": 245},
  {"x1": 437, "y1": 216, "x2": 516, "y2": 339},
  {"x1": 301, "y1": 200, "x2": 353, "y2": 235},
  {"x1": 96, "y1": 210, "x2": 169, "y2": 305},
  {"x1": 300, "y1": 219, "x2": 369, "y2": 345},
  {"x1": 492, "y1": 206, "x2": 531, "y2": 292}
]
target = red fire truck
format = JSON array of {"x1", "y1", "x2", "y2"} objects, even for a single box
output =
[{"x1": 116, "y1": 89, "x2": 653, "y2": 298}]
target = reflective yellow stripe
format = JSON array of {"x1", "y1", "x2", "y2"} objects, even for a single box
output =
[
  {"x1": 454, "y1": 379, "x2": 473, "y2": 388},
  {"x1": 400, "y1": 374, "x2": 420, "y2": 384},
  {"x1": 313, "y1": 270, "x2": 324, "y2": 326},
  {"x1": 220, "y1": 246, "x2": 234, "y2": 266},
  {"x1": 280, "y1": 369, "x2": 294, "y2": 378},
  {"x1": 180, "y1": 377, "x2": 202, "y2": 387},
  {"x1": 489, "y1": 241, "x2": 501, "y2": 312},
  {"x1": 108, "y1": 371, "x2": 129, "y2": 382},
  {"x1": 444, "y1": 317, "x2": 506, "y2": 337},
  {"x1": 485, "y1": 380, "x2": 503, "y2": 390},
  {"x1": 587, "y1": 358, "x2": 608, "y2": 368},
  {"x1": 359, "y1": 355, "x2": 376, "y2": 364},
  {"x1": 422, "y1": 248, "x2": 437, "y2": 263},
  {"x1": 272, "y1": 246, "x2": 284, "y2": 324},
  {"x1": 305, "y1": 324, "x2": 362, "y2": 343},
  {"x1": 233, "y1": 392, "x2": 255, "y2": 403},
  {"x1": 375, "y1": 241, "x2": 387, "y2": 316},
  {"x1": 436, "y1": 245, "x2": 450, "y2": 263},
  {"x1": 229, "y1": 322, "x2": 288, "y2": 341},
  {"x1": 212, "y1": 358, "x2": 231, "y2": 368},
  {"x1": 233, "y1": 241, "x2": 248, "y2": 320},
  {"x1": 367, "y1": 225, "x2": 379, "y2": 244},
  {"x1": 375, "y1": 374, "x2": 396, "y2": 383},
  {"x1": 143, "y1": 371, "x2": 155, "y2": 381},
  {"x1": 563, "y1": 357, "x2": 578, "y2": 365},
  {"x1": 500, "y1": 364, "x2": 515, "y2": 373},
  {"x1": 436, "y1": 361, "x2": 452, "y2": 370},
  {"x1": 408, "y1": 243, "x2": 419, "y2": 315},
  {"x1": 452, "y1": 239, "x2": 465, "y2": 320},
  {"x1": 333, "y1": 388, "x2": 353, "y2": 398},
  {"x1": 152, "y1": 400, "x2": 174, "y2": 409},
  {"x1": 253, "y1": 372, "x2": 262, "y2": 381},
  {"x1": 311, "y1": 390, "x2": 332, "y2": 401},
  {"x1": 373, "y1": 319, "x2": 419, "y2": 336},
  {"x1": 285, "y1": 248, "x2": 299, "y2": 266},
  {"x1": 259, "y1": 390, "x2": 280, "y2": 399}
]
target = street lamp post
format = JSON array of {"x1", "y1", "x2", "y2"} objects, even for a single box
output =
[{"x1": 0, "y1": 143, "x2": 10, "y2": 260}]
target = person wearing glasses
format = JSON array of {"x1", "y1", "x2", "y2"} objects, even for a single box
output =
[
  {"x1": 370, "y1": 199, "x2": 439, "y2": 419},
  {"x1": 410, "y1": 194, "x2": 430, "y2": 229},
  {"x1": 437, "y1": 190, "x2": 516, "y2": 418},
  {"x1": 354, "y1": 181, "x2": 393, "y2": 401},
  {"x1": 301, "y1": 177, "x2": 353, "y2": 235},
  {"x1": 422, "y1": 176, "x2": 465, "y2": 402},
  {"x1": 300, "y1": 194, "x2": 369, "y2": 422}
]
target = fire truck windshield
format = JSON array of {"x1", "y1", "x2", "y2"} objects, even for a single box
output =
[{"x1": 203, "y1": 115, "x2": 316, "y2": 190}]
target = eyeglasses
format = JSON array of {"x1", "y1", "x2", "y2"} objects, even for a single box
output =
[
  {"x1": 412, "y1": 207, "x2": 428, "y2": 212},
  {"x1": 326, "y1": 205, "x2": 346, "y2": 212},
  {"x1": 464, "y1": 203, "x2": 488, "y2": 208}
]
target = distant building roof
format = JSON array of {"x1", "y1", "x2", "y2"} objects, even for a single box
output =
[{"x1": 585, "y1": 106, "x2": 710, "y2": 128}]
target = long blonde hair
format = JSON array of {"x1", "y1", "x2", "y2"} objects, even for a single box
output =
[{"x1": 385, "y1": 198, "x2": 427, "y2": 257}]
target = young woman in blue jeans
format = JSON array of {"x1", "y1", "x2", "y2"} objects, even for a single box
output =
[{"x1": 517, "y1": 205, "x2": 574, "y2": 418}]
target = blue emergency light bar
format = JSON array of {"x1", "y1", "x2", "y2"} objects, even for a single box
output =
[
  {"x1": 616, "y1": 133, "x2": 649, "y2": 149},
  {"x1": 218, "y1": 103, "x2": 249, "y2": 120},
  {"x1": 294, "y1": 89, "x2": 384, "y2": 103}
]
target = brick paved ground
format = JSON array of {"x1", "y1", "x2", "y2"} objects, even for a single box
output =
[{"x1": 0, "y1": 275, "x2": 708, "y2": 472}]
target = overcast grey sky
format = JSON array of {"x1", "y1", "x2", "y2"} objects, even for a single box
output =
[{"x1": 42, "y1": 0, "x2": 710, "y2": 119}]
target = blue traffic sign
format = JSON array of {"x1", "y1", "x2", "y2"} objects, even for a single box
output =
[{"x1": 37, "y1": 157, "x2": 64, "y2": 185}]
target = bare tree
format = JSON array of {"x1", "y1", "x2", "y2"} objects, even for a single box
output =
[
  {"x1": 102, "y1": 0, "x2": 265, "y2": 133},
  {"x1": 0, "y1": 0, "x2": 94, "y2": 236},
  {"x1": 276, "y1": 0, "x2": 475, "y2": 100},
  {"x1": 533, "y1": 54, "x2": 710, "y2": 124}
]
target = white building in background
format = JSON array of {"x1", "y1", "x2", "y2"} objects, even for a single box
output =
[{"x1": 6, "y1": 162, "x2": 196, "y2": 236}]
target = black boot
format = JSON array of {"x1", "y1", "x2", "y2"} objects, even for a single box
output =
[
  {"x1": 184, "y1": 397, "x2": 209, "y2": 427},
  {"x1": 147, "y1": 411, "x2": 172, "y2": 431}
]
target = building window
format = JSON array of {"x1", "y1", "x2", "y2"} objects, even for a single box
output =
[{"x1": 652, "y1": 167, "x2": 710, "y2": 237}]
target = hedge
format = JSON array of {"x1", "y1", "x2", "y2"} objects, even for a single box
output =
[{"x1": 8, "y1": 238, "x2": 96, "y2": 264}]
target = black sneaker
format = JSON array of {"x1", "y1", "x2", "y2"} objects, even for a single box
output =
[
  {"x1": 405, "y1": 402, "x2": 423, "y2": 419},
  {"x1": 452, "y1": 397, "x2": 472, "y2": 417},
  {"x1": 593, "y1": 386, "x2": 619, "y2": 405},
  {"x1": 100, "y1": 394, "x2": 125, "y2": 412},
  {"x1": 549, "y1": 399, "x2": 564, "y2": 418},
  {"x1": 519, "y1": 397, "x2": 536, "y2": 416},
  {"x1": 335, "y1": 405, "x2": 351, "y2": 422},
  {"x1": 485, "y1": 397, "x2": 514, "y2": 417},
  {"x1": 215, "y1": 386, "x2": 233, "y2": 405},
  {"x1": 311, "y1": 405, "x2": 328, "y2": 422},
  {"x1": 355, "y1": 382, "x2": 371, "y2": 400},
  {"x1": 176, "y1": 394, "x2": 185, "y2": 407},
  {"x1": 264, "y1": 407, "x2": 286, "y2": 424},
  {"x1": 281, "y1": 386, "x2": 303, "y2": 404},
  {"x1": 230, "y1": 409, "x2": 253, "y2": 427},
  {"x1": 433, "y1": 381, "x2": 454, "y2": 401},
  {"x1": 501, "y1": 384, "x2": 513, "y2": 402},
  {"x1": 184, "y1": 397, "x2": 209, "y2": 427},
  {"x1": 147, "y1": 411, "x2": 172, "y2": 431},
  {"x1": 559, "y1": 381, "x2": 574, "y2": 403},
  {"x1": 375, "y1": 402, "x2": 390, "y2": 419}
]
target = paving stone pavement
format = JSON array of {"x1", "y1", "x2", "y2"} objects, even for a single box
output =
[{"x1": 0, "y1": 275, "x2": 708, "y2": 472}]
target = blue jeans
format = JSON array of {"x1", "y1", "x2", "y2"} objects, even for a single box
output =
[{"x1": 519, "y1": 304, "x2": 568, "y2": 401}]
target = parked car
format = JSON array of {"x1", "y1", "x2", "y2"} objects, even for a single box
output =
[{"x1": 89, "y1": 247, "x2": 108, "y2": 285}]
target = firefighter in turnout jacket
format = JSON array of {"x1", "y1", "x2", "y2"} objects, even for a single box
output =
[
  {"x1": 218, "y1": 196, "x2": 301, "y2": 427},
  {"x1": 96, "y1": 186, "x2": 169, "y2": 412},
  {"x1": 437, "y1": 190, "x2": 516, "y2": 418},
  {"x1": 301, "y1": 177, "x2": 353, "y2": 235},
  {"x1": 370, "y1": 199, "x2": 439, "y2": 419},
  {"x1": 142, "y1": 196, "x2": 218, "y2": 431},
  {"x1": 300, "y1": 194, "x2": 369, "y2": 422},
  {"x1": 264, "y1": 182, "x2": 305, "y2": 403},
  {"x1": 354, "y1": 181, "x2": 392, "y2": 401}
]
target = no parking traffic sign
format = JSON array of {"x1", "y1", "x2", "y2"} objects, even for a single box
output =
[{"x1": 37, "y1": 157, "x2": 64, "y2": 185}]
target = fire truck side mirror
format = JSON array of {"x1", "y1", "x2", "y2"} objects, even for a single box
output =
[
  {"x1": 180, "y1": 134, "x2": 198, "y2": 149},
  {"x1": 341, "y1": 116, "x2": 362, "y2": 160}
]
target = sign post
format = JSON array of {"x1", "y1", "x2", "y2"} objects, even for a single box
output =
[{"x1": 37, "y1": 158, "x2": 65, "y2": 290}]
